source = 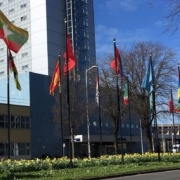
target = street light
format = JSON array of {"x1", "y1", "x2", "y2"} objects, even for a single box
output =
[{"x1": 86, "y1": 65, "x2": 97, "y2": 158}]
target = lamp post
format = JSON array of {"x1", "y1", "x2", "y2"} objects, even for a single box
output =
[{"x1": 86, "y1": 65, "x2": 97, "y2": 158}]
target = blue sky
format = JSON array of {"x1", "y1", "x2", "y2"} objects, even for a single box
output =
[{"x1": 94, "y1": 0, "x2": 180, "y2": 58}]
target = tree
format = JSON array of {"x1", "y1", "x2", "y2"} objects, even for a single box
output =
[
  {"x1": 98, "y1": 41, "x2": 177, "y2": 152},
  {"x1": 123, "y1": 41, "x2": 177, "y2": 152},
  {"x1": 150, "y1": 0, "x2": 180, "y2": 33},
  {"x1": 52, "y1": 71, "x2": 87, "y2": 158},
  {"x1": 98, "y1": 56, "x2": 126, "y2": 155}
]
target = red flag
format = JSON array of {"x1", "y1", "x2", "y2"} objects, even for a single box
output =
[
  {"x1": 169, "y1": 89, "x2": 174, "y2": 113},
  {"x1": 169, "y1": 101, "x2": 174, "y2": 113},
  {"x1": 64, "y1": 34, "x2": 76, "y2": 75},
  {"x1": 49, "y1": 61, "x2": 60, "y2": 95},
  {"x1": 110, "y1": 46, "x2": 123, "y2": 77}
]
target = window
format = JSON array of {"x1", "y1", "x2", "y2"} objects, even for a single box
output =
[
  {"x1": 21, "y1": 116, "x2": 30, "y2": 129},
  {"x1": 0, "y1": 143, "x2": 5, "y2": 156},
  {"x1": 0, "y1": 114, "x2": 30, "y2": 129},
  {"x1": 21, "y1": 52, "x2": 28, "y2": 58},
  {"x1": 18, "y1": 143, "x2": 30, "y2": 155},
  {"x1": 0, "y1": 71, "x2": 4, "y2": 75},
  {"x1": 0, "y1": 2, "x2": 3, "y2": 6},
  {"x1": 22, "y1": 64, "x2": 28, "y2": 70},
  {"x1": 11, "y1": 116, "x2": 21, "y2": 128},
  {"x1": 9, "y1": 9, "x2": 14, "y2": 14},
  {"x1": 0, "y1": 115, "x2": 4, "y2": 128},
  {"x1": 21, "y1": 15, "x2": 27, "y2": 21},
  {"x1": 20, "y1": 3, "x2": 26, "y2": 9}
]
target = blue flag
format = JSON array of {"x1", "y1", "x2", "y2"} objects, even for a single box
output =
[
  {"x1": 141, "y1": 55, "x2": 155, "y2": 118},
  {"x1": 141, "y1": 56, "x2": 154, "y2": 93}
]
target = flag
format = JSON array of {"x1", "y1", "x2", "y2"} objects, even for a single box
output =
[
  {"x1": 96, "y1": 74, "x2": 99, "y2": 104},
  {"x1": 169, "y1": 89, "x2": 174, "y2": 113},
  {"x1": 178, "y1": 65, "x2": 180, "y2": 103},
  {"x1": 64, "y1": 34, "x2": 76, "y2": 75},
  {"x1": 49, "y1": 61, "x2": 60, "y2": 95},
  {"x1": 123, "y1": 78, "x2": 128, "y2": 105},
  {"x1": 8, "y1": 49, "x2": 21, "y2": 90},
  {"x1": 110, "y1": 46, "x2": 123, "y2": 77},
  {"x1": 0, "y1": 10, "x2": 28, "y2": 53},
  {"x1": 141, "y1": 56, "x2": 154, "y2": 93},
  {"x1": 141, "y1": 55, "x2": 155, "y2": 117}
]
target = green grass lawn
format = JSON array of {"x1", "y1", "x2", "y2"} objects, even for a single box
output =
[{"x1": 1, "y1": 161, "x2": 180, "y2": 180}]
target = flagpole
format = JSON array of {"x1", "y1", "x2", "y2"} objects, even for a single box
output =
[
  {"x1": 97, "y1": 64, "x2": 102, "y2": 156},
  {"x1": 127, "y1": 75, "x2": 132, "y2": 153},
  {"x1": 64, "y1": 18, "x2": 72, "y2": 168},
  {"x1": 171, "y1": 89, "x2": 176, "y2": 144},
  {"x1": 7, "y1": 48, "x2": 10, "y2": 159},
  {"x1": 58, "y1": 54, "x2": 64, "y2": 157},
  {"x1": 150, "y1": 53, "x2": 160, "y2": 162},
  {"x1": 114, "y1": 39, "x2": 124, "y2": 163}
]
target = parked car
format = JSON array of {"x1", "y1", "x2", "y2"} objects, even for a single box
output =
[{"x1": 170, "y1": 144, "x2": 180, "y2": 153}]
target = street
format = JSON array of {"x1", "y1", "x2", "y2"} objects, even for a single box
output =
[{"x1": 100, "y1": 170, "x2": 180, "y2": 180}]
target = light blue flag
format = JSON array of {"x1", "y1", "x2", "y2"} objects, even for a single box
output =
[
  {"x1": 141, "y1": 55, "x2": 155, "y2": 118},
  {"x1": 141, "y1": 56, "x2": 153, "y2": 93}
]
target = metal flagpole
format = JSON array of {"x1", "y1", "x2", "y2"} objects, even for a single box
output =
[
  {"x1": 170, "y1": 88, "x2": 176, "y2": 145},
  {"x1": 150, "y1": 53, "x2": 160, "y2": 162},
  {"x1": 114, "y1": 39, "x2": 124, "y2": 163},
  {"x1": 64, "y1": 18, "x2": 72, "y2": 168},
  {"x1": 58, "y1": 54, "x2": 63, "y2": 157},
  {"x1": 139, "y1": 119, "x2": 144, "y2": 154},
  {"x1": 96, "y1": 64, "x2": 102, "y2": 156},
  {"x1": 127, "y1": 75, "x2": 132, "y2": 153},
  {"x1": 7, "y1": 48, "x2": 11, "y2": 159}
]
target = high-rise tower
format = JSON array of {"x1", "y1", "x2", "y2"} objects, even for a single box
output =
[{"x1": 0, "y1": 0, "x2": 96, "y2": 78}]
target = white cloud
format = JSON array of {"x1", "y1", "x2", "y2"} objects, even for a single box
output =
[
  {"x1": 105, "y1": 0, "x2": 143, "y2": 12},
  {"x1": 95, "y1": 24, "x2": 153, "y2": 55}
]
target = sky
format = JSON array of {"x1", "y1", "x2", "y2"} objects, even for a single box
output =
[
  {"x1": 93, "y1": 0, "x2": 180, "y2": 123},
  {"x1": 93, "y1": 0, "x2": 180, "y2": 59}
]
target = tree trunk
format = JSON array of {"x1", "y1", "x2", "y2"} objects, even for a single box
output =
[
  {"x1": 113, "y1": 132, "x2": 118, "y2": 154},
  {"x1": 145, "y1": 125, "x2": 153, "y2": 152},
  {"x1": 71, "y1": 127, "x2": 75, "y2": 158}
]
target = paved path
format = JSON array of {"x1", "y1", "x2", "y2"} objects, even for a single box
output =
[{"x1": 100, "y1": 170, "x2": 180, "y2": 180}]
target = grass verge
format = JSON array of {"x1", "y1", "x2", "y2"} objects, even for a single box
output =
[{"x1": 0, "y1": 161, "x2": 180, "y2": 180}]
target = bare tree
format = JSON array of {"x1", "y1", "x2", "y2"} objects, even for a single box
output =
[
  {"x1": 149, "y1": 0, "x2": 180, "y2": 33},
  {"x1": 52, "y1": 73, "x2": 86, "y2": 158},
  {"x1": 98, "y1": 41, "x2": 177, "y2": 152},
  {"x1": 98, "y1": 55, "x2": 126, "y2": 155}
]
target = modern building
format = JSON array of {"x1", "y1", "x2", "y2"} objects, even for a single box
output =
[
  {"x1": 0, "y1": 0, "x2": 97, "y2": 159},
  {"x1": 0, "y1": 0, "x2": 96, "y2": 78},
  {"x1": 0, "y1": 73, "x2": 59, "y2": 160},
  {"x1": 0, "y1": 0, "x2": 150, "y2": 159},
  {"x1": 157, "y1": 123, "x2": 180, "y2": 152}
]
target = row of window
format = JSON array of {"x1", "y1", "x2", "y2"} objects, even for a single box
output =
[
  {"x1": 0, "y1": 115, "x2": 30, "y2": 129},
  {"x1": 0, "y1": 65, "x2": 29, "y2": 76},
  {"x1": 0, "y1": 2, "x2": 27, "y2": 10},
  {"x1": 0, "y1": 142, "x2": 30, "y2": 156},
  {"x1": 92, "y1": 121, "x2": 139, "y2": 129}
]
